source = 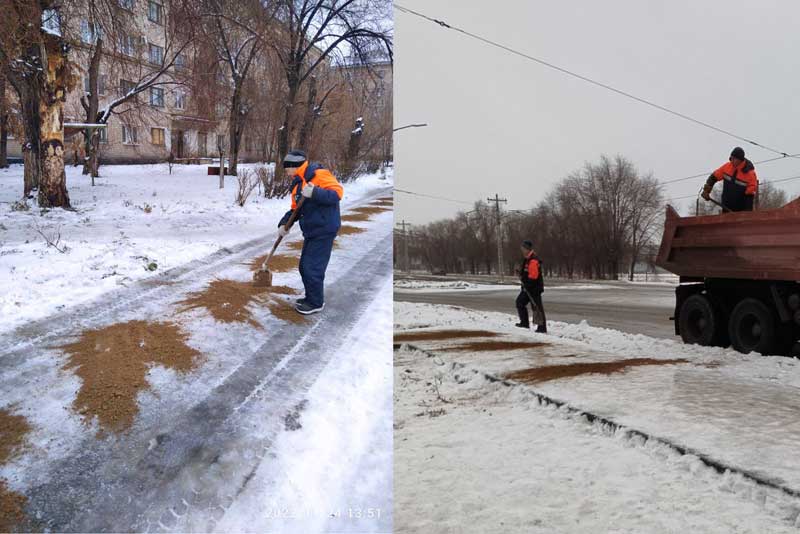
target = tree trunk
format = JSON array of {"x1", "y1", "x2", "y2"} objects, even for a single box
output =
[
  {"x1": 228, "y1": 86, "x2": 243, "y2": 176},
  {"x1": 82, "y1": 40, "x2": 102, "y2": 179},
  {"x1": 278, "y1": 82, "x2": 299, "y2": 164},
  {"x1": 0, "y1": 76, "x2": 7, "y2": 169},
  {"x1": 37, "y1": 35, "x2": 71, "y2": 208},
  {"x1": 21, "y1": 86, "x2": 41, "y2": 198},
  {"x1": 296, "y1": 76, "x2": 317, "y2": 151}
]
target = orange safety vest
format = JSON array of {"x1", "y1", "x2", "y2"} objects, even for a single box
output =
[
  {"x1": 290, "y1": 161, "x2": 344, "y2": 209},
  {"x1": 711, "y1": 160, "x2": 758, "y2": 196}
]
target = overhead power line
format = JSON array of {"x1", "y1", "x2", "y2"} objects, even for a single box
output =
[
  {"x1": 667, "y1": 173, "x2": 800, "y2": 202},
  {"x1": 394, "y1": 188, "x2": 473, "y2": 205},
  {"x1": 394, "y1": 3, "x2": 798, "y2": 160},
  {"x1": 661, "y1": 153, "x2": 800, "y2": 186}
]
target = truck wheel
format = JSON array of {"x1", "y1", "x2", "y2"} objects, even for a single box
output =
[
  {"x1": 679, "y1": 294, "x2": 724, "y2": 346},
  {"x1": 728, "y1": 298, "x2": 777, "y2": 355}
]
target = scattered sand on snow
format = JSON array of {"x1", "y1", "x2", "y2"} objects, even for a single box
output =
[
  {"x1": 58, "y1": 321, "x2": 202, "y2": 433},
  {"x1": 341, "y1": 213, "x2": 372, "y2": 222},
  {"x1": 178, "y1": 279, "x2": 300, "y2": 327},
  {"x1": 247, "y1": 253, "x2": 299, "y2": 273},
  {"x1": 338, "y1": 225, "x2": 367, "y2": 236},
  {"x1": 394, "y1": 329, "x2": 500, "y2": 342},
  {"x1": 505, "y1": 358, "x2": 689, "y2": 384},
  {"x1": 0, "y1": 410, "x2": 29, "y2": 465},
  {"x1": 0, "y1": 410, "x2": 31, "y2": 531},
  {"x1": 439, "y1": 340, "x2": 550, "y2": 352},
  {"x1": 351, "y1": 206, "x2": 391, "y2": 216}
]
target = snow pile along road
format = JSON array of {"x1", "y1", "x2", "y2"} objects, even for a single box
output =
[{"x1": 394, "y1": 301, "x2": 800, "y2": 532}]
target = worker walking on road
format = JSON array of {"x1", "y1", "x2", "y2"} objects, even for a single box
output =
[
  {"x1": 278, "y1": 150, "x2": 343, "y2": 315},
  {"x1": 515, "y1": 240, "x2": 547, "y2": 333},
  {"x1": 701, "y1": 146, "x2": 758, "y2": 212}
]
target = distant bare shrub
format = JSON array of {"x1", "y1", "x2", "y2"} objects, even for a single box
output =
[
  {"x1": 235, "y1": 169, "x2": 258, "y2": 207},
  {"x1": 256, "y1": 165, "x2": 292, "y2": 199}
]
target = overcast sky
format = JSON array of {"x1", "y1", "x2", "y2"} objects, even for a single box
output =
[{"x1": 393, "y1": 0, "x2": 800, "y2": 225}]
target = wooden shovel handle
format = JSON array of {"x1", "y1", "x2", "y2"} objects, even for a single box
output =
[{"x1": 263, "y1": 196, "x2": 306, "y2": 269}]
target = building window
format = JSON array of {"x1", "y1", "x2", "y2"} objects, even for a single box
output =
[
  {"x1": 174, "y1": 89, "x2": 185, "y2": 110},
  {"x1": 119, "y1": 33, "x2": 136, "y2": 56},
  {"x1": 119, "y1": 0, "x2": 134, "y2": 10},
  {"x1": 149, "y1": 87, "x2": 164, "y2": 107},
  {"x1": 175, "y1": 53, "x2": 186, "y2": 69},
  {"x1": 84, "y1": 74, "x2": 107, "y2": 95},
  {"x1": 148, "y1": 43, "x2": 164, "y2": 65},
  {"x1": 98, "y1": 127, "x2": 108, "y2": 143},
  {"x1": 41, "y1": 9, "x2": 62, "y2": 36},
  {"x1": 119, "y1": 79, "x2": 136, "y2": 97},
  {"x1": 198, "y1": 132, "x2": 207, "y2": 155},
  {"x1": 122, "y1": 125, "x2": 138, "y2": 144},
  {"x1": 80, "y1": 20, "x2": 101, "y2": 44},
  {"x1": 148, "y1": 1, "x2": 164, "y2": 24},
  {"x1": 151, "y1": 128, "x2": 165, "y2": 146}
]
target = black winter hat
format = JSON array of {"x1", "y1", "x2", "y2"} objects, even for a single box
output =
[
  {"x1": 730, "y1": 147, "x2": 745, "y2": 160},
  {"x1": 283, "y1": 149, "x2": 307, "y2": 168},
  {"x1": 521, "y1": 240, "x2": 534, "y2": 250}
]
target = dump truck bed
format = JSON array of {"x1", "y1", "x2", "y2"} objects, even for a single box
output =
[{"x1": 656, "y1": 198, "x2": 800, "y2": 281}]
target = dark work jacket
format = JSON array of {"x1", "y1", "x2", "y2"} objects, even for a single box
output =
[
  {"x1": 520, "y1": 252, "x2": 544, "y2": 294},
  {"x1": 278, "y1": 162, "x2": 343, "y2": 239}
]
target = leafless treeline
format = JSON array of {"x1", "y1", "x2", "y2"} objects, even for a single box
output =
[{"x1": 404, "y1": 155, "x2": 666, "y2": 280}]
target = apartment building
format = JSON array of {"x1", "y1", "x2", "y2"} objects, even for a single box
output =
[{"x1": 7, "y1": 0, "x2": 253, "y2": 165}]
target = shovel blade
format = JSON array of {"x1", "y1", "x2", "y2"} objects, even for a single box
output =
[{"x1": 252, "y1": 269, "x2": 273, "y2": 287}]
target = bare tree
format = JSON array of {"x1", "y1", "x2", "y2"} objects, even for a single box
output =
[
  {"x1": 757, "y1": 181, "x2": 788, "y2": 210},
  {"x1": 0, "y1": 1, "x2": 75, "y2": 207},
  {"x1": 0, "y1": 72, "x2": 8, "y2": 168},
  {"x1": 198, "y1": 0, "x2": 271, "y2": 176},
  {"x1": 70, "y1": 0, "x2": 197, "y2": 181},
  {"x1": 269, "y1": 0, "x2": 392, "y2": 163}
]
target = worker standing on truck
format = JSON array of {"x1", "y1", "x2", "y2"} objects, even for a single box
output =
[
  {"x1": 515, "y1": 240, "x2": 547, "y2": 333},
  {"x1": 701, "y1": 147, "x2": 758, "y2": 211}
]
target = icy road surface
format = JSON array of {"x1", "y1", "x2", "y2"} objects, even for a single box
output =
[
  {"x1": 0, "y1": 183, "x2": 393, "y2": 532},
  {"x1": 395, "y1": 278, "x2": 676, "y2": 339},
  {"x1": 394, "y1": 302, "x2": 800, "y2": 532}
]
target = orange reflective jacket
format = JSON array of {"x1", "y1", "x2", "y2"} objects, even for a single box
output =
[
  {"x1": 290, "y1": 161, "x2": 344, "y2": 210},
  {"x1": 712, "y1": 160, "x2": 758, "y2": 196}
]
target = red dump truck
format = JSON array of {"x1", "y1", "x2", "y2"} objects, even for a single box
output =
[{"x1": 656, "y1": 198, "x2": 800, "y2": 356}]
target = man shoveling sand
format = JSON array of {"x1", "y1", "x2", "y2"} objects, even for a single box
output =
[{"x1": 278, "y1": 150, "x2": 344, "y2": 315}]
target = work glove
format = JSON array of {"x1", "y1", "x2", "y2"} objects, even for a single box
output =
[
  {"x1": 302, "y1": 183, "x2": 315, "y2": 198},
  {"x1": 278, "y1": 225, "x2": 290, "y2": 237},
  {"x1": 701, "y1": 183, "x2": 713, "y2": 201}
]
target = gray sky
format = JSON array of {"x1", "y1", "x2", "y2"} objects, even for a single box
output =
[{"x1": 394, "y1": 0, "x2": 800, "y2": 225}]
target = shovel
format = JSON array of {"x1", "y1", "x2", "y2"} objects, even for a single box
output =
[{"x1": 253, "y1": 197, "x2": 305, "y2": 287}]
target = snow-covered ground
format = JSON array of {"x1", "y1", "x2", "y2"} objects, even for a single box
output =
[
  {"x1": 0, "y1": 162, "x2": 393, "y2": 531},
  {"x1": 393, "y1": 280, "x2": 480, "y2": 290},
  {"x1": 394, "y1": 302, "x2": 800, "y2": 532},
  {"x1": 216, "y1": 279, "x2": 393, "y2": 533},
  {"x1": 0, "y1": 163, "x2": 391, "y2": 335}
]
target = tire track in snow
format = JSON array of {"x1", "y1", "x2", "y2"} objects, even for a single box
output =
[
  {"x1": 0, "y1": 188, "x2": 391, "y2": 360},
  {"x1": 23, "y1": 234, "x2": 392, "y2": 532}
]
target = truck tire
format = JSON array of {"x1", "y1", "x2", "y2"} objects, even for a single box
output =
[
  {"x1": 728, "y1": 298, "x2": 777, "y2": 355},
  {"x1": 679, "y1": 294, "x2": 725, "y2": 346}
]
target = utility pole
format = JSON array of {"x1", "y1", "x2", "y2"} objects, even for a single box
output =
[
  {"x1": 487, "y1": 194, "x2": 507, "y2": 281},
  {"x1": 397, "y1": 220, "x2": 412, "y2": 273}
]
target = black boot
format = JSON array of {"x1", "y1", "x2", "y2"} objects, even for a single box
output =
[
  {"x1": 535, "y1": 324, "x2": 547, "y2": 334},
  {"x1": 515, "y1": 322, "x2": 530, "y2": 329}
]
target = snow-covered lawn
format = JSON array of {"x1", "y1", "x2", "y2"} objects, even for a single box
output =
[
  {"x1": 0, "y1": 163, "x2": 391, "y2": 335},
  {"x1": 394, "y1": 302, "x2": 800, "y2": 532}
]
